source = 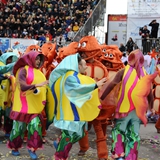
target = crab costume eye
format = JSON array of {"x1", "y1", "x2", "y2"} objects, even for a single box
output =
[
  {"x1": 109, "y1": 54, "x2": 113, "y2": 58},
  {"x1": 102, "y1": 49, "x2": 106, "y2": 52},
  {"x1": 33, "y1": 88, "x2": 40, "y2": 95},
  {"x1": 32, "y1": 48, "x2": 36, "y2": 51},
  {"x1": 78, "y1": 43, "x2": 81, "y2": 48},
  {"x1": 104, "y1": 53, "x2": 108, "y2": 57},
  {"x1": 38, "y1": 48, "x2": 41, "y2": 52},
  {"x1": 81, "y1": 42, "x2": 87, "y2": 48}
]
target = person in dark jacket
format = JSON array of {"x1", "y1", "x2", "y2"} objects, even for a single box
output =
[
  {"x1": 139, "y1": 25, "x2": 150, "y2": 54},
  {"x1": 149, "y1": 19, "x2": 159, "y2": 38},
  {"x1": 119, "y1": 43, "x2": 126, "y2": 53},
  {"x1": 126, "y1": 37, "x2": 134, "y2": 54}
]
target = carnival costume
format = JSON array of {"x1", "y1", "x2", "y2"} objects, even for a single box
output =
[
  {"x1": 56, "y1": 41, "x2": 79, "y2": 63},
  {"x1": 77, "y1": 36, "x2": 109, "y2": 160},
  {"x1": 100, "y1": 49, "x2": 157, "y2": 160},
  {"x1": 8, "y1": 51, "x2": 54, "y2": 160},
  {"x1": 49, "y1": 53, "x2": 101, "y2": 160},
  {"x1": 41, "y1": 42, "x2": 57, "y2": 80},
  {"x1": 25, "y1": 45, "x2": 41, "y2": 54},
  {"x1": 0, "y1": 52, "x2": 18, "y2": 136}
]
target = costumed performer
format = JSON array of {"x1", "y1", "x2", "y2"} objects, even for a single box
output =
[
  {"x1": 0, "y1": 51, "x2": 18, "y2": 137},
  {"x1": 7, "y1": 51, "x2": 54, "y2": 160},
  {"x1": 77, "y1": 36, "x2": 109, "y2": 160},
  {"x1": 49, "y1": 53, "x2": 107, "y2": 160},
  {"x1": 100, "y1": 49, "x2": 157, "y2": 160}
]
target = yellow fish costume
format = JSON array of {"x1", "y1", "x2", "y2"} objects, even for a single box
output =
[
  {"x1": 49, "y1": 53, "x2": 101, "y2": 160},
  {"x1": 8, "y1": 51, "x2": 54, "y2": 159},
  {"x1": 0, "y1": 51, "x2": 18, "y2": 135},
  {"x1": 100, "y1": 49, "x2": 156, "y2": 160}
]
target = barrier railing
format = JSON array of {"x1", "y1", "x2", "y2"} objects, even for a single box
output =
[
  {"x1": 135, "y1": 38, "x2": 160, "y2": 54},
  {"x1": 73, "y1": 0, "x2": 106, "y2": 42}
]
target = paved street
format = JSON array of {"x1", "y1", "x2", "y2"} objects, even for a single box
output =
[{"x1": 0, "y1": 123, "x2": 160, "y2": 160}]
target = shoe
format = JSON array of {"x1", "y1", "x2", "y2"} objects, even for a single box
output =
[
  {"x1": 115, "y1": 157, "x2": 125, "y2": 160},
  {"x1": 42, "y1": 137, "x2": 46, "y2": 143},
  {"x1": 28, "y1": 149, "x2": 37, "y2": 160},
  {"x1": 5, "y1": 133, "x2": 10, "y2": 138},
  {"x1": 12, "y1": 150, "x2": 20, "y2": 156},
  {"x1": 78, "y1": 150, "x2": 86, "y2": 156},
  {"x1": 53, "y1": 141, "x2": 58, "y2": 149}
]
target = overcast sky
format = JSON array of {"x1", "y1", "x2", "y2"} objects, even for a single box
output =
[{"x1": 107, "y1": 0, "x2": 128, "y2": 14}]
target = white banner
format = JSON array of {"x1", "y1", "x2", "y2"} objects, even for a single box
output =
[
  {"x1": 127, "y1": 0, "x2": 160, "y2": 17},
  {"x1": 127, "y1": 17, "x2": 160, "y2": 41},
  {"x1": 107, "y1": 15, "x2": 127, "y2": 47},
  {"x1": 10, "y1": 39, "x2": 39, "y2": 54},
  {"x1": 127, "y1": 0, "x2": 160, "y2": 48}
]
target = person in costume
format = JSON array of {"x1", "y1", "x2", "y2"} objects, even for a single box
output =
[
  {"x1": 0, "y1": 51, "x2": 18, "y2": 137},
  {"x1": 56, "y1": 41, "x2": 79, "y2": 63},
  {"x1": 153, "y1": 63, "x2": 160, "y2": 132},
  {"x1": 7, "y1": 51, "x2": 54, "y2": 160},
  {"x1": 77, "y1": 36, "x2": 109, "y2": 160},
  {"x1": 41, "y1": 42, "x2": 57, "y2": 80},
  {"x1": 23, "y1": 45, "x2": 48, "y2": 143},
  {"x1": 100, "y1": 49, "x2": 157, "y2": 160},
  {"x1": 49, "y1": 53, "x2": 107, "y2": 160}
]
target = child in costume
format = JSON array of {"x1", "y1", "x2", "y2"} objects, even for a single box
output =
[
  {"x1": 100, "y1": 49, "x2": 157, "y2": 160},
  {"x1": 8, "y1": 51, "x2": 54, "y2": 160},
  {"x1": 0, "y1": 51, "x2": 18, "y2": 137},
  {"x1": 49, "y1": 53, "x2": 107, "y2": 160}
]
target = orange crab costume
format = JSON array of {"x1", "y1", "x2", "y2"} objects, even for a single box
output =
[
  {"x1": 41, "y1": 42, "x2": 57, "y2": 80},
  {"x1": 25, "y1": 45, "x2": 41, "y2": 54},
  {"x1": 77, "y1": 35, "x2": 110, "y2": 160},
  {"x1": 100, "y1": 44, "x2": 125, "y2": 78},
  {"x1": 56, "y1": 42, "x2": 79, "y2": 63}
]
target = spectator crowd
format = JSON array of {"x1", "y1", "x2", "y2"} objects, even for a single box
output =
[{"x1": 0, "y1": 0, "x2": 99, "y2": 47}]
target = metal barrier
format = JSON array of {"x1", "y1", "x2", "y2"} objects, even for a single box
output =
[
  {"x1": 73, "y1": 0, "x2": 106, "y2": 42},
  {"x1": 135, "y1": 38, "x2": 160, "y2": 54}
]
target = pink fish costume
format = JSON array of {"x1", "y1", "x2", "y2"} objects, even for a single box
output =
[
  {"x1": 100, "y1": 49, "x2": 157, "y2": 160},
  {"x1": 7, "y1": 51, "x2": 54, "y2": 160}
]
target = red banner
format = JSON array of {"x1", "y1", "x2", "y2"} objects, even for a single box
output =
[{"x1": 109, "y1": 15, "x2": 127, "y2": 21}]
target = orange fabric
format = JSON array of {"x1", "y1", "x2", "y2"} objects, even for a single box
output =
[
  {"x1": 78, "y1": 130, "x2": 89, "y2": 152},
  {"x1": 77, "y1": 36, "x2": 110, "y2": 159},
  {"x1": 148, "y1": 49, "x2": 158, "y2": 60},
  {"x1": 100, "y1": 44, "x2": 125, "y2": 72},
  {"x1": 92, "y1": 119, "x2": 108, "y2": 159},
  {"x1": 41, "y1": 42, "x2": 57, "y2": 79},
  {"x1": 86, "y1": 59, "x2": 108, "y2": 80},
  {"x1": 25, "y1": 45, "x2": 41, "y2": 54},
  {"x1": 56, "y1": 42, "x2": 79, "y2": 63},
  {"x1": 78, "y1": 36, "x2": 101, "y2": 60},
  {"x1": 155, "y1": 117, "x2": 160, "y2": 130}
]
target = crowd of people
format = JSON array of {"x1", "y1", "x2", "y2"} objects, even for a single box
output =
[{"x1": 0, "y1": 0, "x2": 99, "y2": 46}]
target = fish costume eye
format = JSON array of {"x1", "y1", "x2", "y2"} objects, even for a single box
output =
[
  {"x1": 1, "y1": 85, "x2": 6, "y2": 91},
  {"x1": 33, "y1": 88, "x2": 40, "y2": 95}
]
